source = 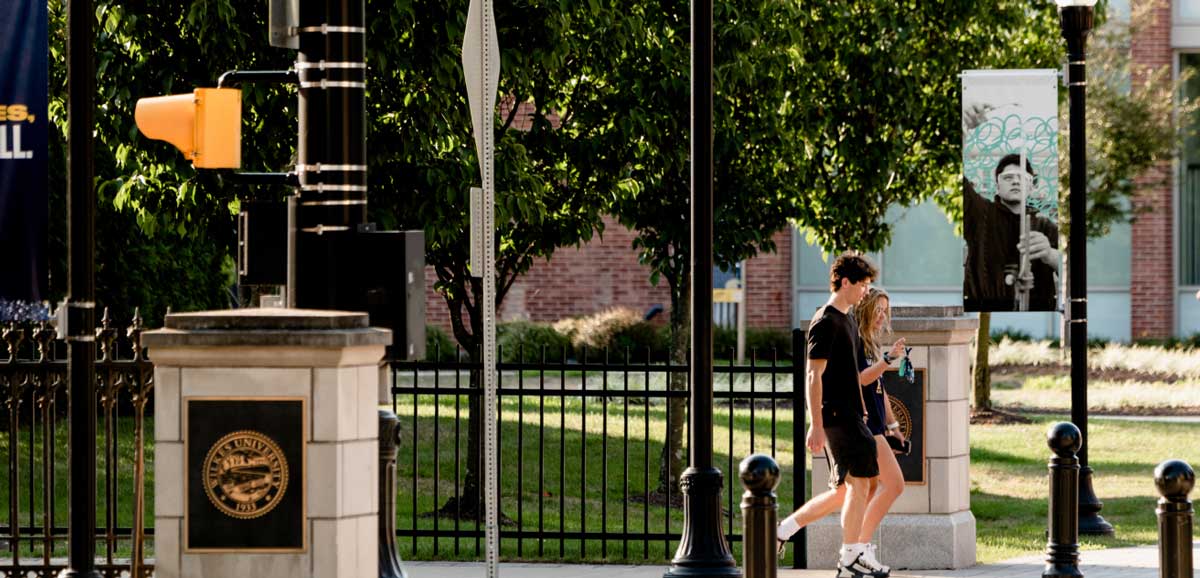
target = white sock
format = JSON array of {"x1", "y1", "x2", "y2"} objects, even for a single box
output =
[
  {"x1": 777, "y1": 517, "x2": 801, "y2": 541},
  {"x1": 840, "y1": 543, "x2": 864, "y2": 565}
]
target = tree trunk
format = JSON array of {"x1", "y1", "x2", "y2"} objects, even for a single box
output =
[
  {"x1": 973, "y1": 311, "x2": 992, "y2": 411},
  {"x1": 655, "y1": 281, "x2": 689, "y2": 497},
  {"x1": 437, "y1": 344, "x2": 486, "y2": 520}
]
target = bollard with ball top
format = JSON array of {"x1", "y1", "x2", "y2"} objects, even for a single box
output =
[
  {"x1": 740, "y1": 454, "x2": 781, "y2": 578},
  {"x1": 1043, "y1": 422, "x2": 1083, "y2": 578},
  {"x1": 1154, "y1": 459, "x2": 1194, "y2": 578}
]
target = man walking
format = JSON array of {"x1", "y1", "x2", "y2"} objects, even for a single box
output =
[{"x1": 784, "y1": 252, "x2": 888, "y2": 577}]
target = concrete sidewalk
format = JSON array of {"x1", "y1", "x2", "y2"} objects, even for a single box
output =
[{"x1": 403, "y1": 543, "x2": 1199, "y2": 578}]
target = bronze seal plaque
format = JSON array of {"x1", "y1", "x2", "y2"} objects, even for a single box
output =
[
  {"x1": 203, "y1": 430, "x2": 289, "y2": 519},
  {"x1": 185, "y1": 398, "x2": 305, "y2": 552}
]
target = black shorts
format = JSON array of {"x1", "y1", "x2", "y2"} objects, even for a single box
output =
[{"x1": 823, "y1": 419, "x2": 878, "y2": 488}]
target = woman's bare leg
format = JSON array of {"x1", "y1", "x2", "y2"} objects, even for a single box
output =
[
  {"x1": 857, "y1": 435, "x2": 904, "y2": 542},
  {"x1": 781, "y1": 484, "x2": 846, "y2": 529}
]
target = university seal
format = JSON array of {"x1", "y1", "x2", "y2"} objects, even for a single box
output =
[{"x1": 202, "y1": 430, "x2": 289, "y2": 519}]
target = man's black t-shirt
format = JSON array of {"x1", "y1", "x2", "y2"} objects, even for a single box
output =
[{"x1": 807, "y1": 305, "x2": 866, "y2": 425}]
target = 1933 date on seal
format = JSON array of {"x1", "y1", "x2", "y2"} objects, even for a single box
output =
[{"x1": 203, "y1": 430, "x2": 289, "y2": 520}]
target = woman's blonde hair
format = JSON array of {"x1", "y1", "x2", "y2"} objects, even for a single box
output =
[{"x1": 854, "y1": 287, "x2": 891, "y2": 361}]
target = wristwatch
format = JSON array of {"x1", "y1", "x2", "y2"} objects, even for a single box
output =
[
  {"x1": 882, "y1": 352, "x2": 894, "y2": 365},
  {"x1": 887, "y1": 421, "x2": 900, "y2": 432}
]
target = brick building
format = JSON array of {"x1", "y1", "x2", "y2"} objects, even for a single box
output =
[{"x1": 425, "y1": 216, "x2": 794, "y2": 333}]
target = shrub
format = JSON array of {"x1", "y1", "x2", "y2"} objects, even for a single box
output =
[
  {"x1": 553, "y1": 308, "x2": 671, "y2": 362},
  {"x1": 610, "y1": 321, "x2": 670, "y2": 362},
  {"x1": 713, "y1": 326, "x2": 737, "y2": 357},
  {"x1": 552, "y1": 307, "x2": 643, "y2": 351},
  {"x1": 1133, "y1": 334, "x2": 1200, "y2": 351},
  {"x1": 747, "y1": 328, "x2": 794, "y2": 360},
  {"x1": 497, "y1": 321, "x2": 572, "y2": 362},
  {"x1": 713, "y1": 327, "x2": 794, "y2": 360},
  {"x1": 990, "y1": 328, "x2": 1033, "y2": 344},
  {"x1": 423, "y1": 325, "x2": 459, "y2": 361}
]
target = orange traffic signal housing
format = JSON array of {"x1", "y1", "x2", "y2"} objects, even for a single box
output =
[{"x1": 134, "y1": 88, "x2": 241, "y2": 169}]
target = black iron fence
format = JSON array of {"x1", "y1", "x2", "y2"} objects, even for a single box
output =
[
  {"x1": 0, "y1": 312, "x2": 154, "y2": 578},
  {"x1": 388, "y1": 329, "x2": 807, "y2": 565},
  {"x1": 0, "y1": 313, "x2": 809, "y2": 572}
]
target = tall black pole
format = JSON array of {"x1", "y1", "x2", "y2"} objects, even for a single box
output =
[
  {"x1": 61, "y1": 0, "x2": 100, "y2": 575},
  {"x1": 664, "y1": 0, "x2": 739, "y2": 576},
  {"x1": 1059, "y1": 2, "x2": 1113, "y2": 537},
  {"x1": 294, "y1": 0, "x2": 368, "y2": 308}
]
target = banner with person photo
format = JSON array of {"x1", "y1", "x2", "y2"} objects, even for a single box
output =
[
  {"x1": 961, "y1": 69, "x2": 1060, "y2": 313},
  {"x1": 0, "y1": 0, "x2": 49, "y2": 315}
]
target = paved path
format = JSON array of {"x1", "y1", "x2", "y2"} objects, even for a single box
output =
[{"x1": 404, "y1": 543, "x2": 1199, "y2": 578}]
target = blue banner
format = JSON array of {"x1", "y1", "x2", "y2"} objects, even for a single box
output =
[{"x1": 0, "y1": 0, "x2": 49, "y2": 305}]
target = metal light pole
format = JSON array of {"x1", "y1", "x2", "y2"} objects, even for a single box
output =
[
  {"x1": 664, "y1": 0, "x2": 739, "y2": 576},
  {"x1": 60, "y1": 0, "x2": 101, "y2": 575},
  {"x1": 293, "y1": 0, "x2": 368, "y2": 306},
  {"x1": 1056, "y1": 0, "x2": 1114, "y2": 537}
]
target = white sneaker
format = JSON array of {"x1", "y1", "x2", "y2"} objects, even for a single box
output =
[
  {"x1": 865, "y1": 544, "x2": 890, "y2": 574},
  {"x1": 836, "y1": 550, "x2": 889, "y2": 578}
]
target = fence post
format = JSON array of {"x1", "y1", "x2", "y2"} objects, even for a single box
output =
[
  {"x1": 740, "y1": 454, "x2": 780, "y2": 578},
  {"x1": 379, "y1": 409, "x2": 408, "y2": 578},
  {"x1": 1043, "y1": 422, "x2": 1083, "y2": 578},
  {"x1": 790, "y1": 328, "x2": 806, "y2": 569},
  {"x1": 1154, "y1": 459, "x2": 1194, "y2": 578}
]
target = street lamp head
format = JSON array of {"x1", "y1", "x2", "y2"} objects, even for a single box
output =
[{"x1": 1057, "y1": 0, "x2": 1096, "y2": 54}]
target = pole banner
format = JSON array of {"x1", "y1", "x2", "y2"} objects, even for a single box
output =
[
  {"x1": 962, "y1": 69, "x2": 1060, "y2": 312},
  {"x1": 0, "y1": 0, "x2": 49, "y2": 310}
]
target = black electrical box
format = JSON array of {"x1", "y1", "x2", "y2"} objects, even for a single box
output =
[
  {"x1": 295, "y1": 228, "x2": 426, "y2": 360},
  {"x1": 237, "y1": 200, "x2": 287, "y2": 286}
]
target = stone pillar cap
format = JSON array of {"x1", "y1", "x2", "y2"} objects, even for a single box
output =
[{"x1": 143, "y1": 308, "x2": 392, "y2": 348}]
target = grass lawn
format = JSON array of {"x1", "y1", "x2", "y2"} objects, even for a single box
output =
[
  {"x1": 392, "y1": 392, "x2": 800, "y2": 564},
  {"x1": 971, "y1": 415, "x2": 1200, "y2": 562},
  {"x1": 0, "y1": 415, "x2": 155, "y2": 559}
]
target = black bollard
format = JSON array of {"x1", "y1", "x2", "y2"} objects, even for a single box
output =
[
  {"x1": 1043, "y1": 422, "x2": 1083, "y2": 578},
  {"x1": 1154, "y1": 459, "x2": 1194, "y2": 578},
  {"x1": 739, "y1": 454, "x2": 781, "y2": 578},
  {"x1": 379, "y1": 410, "x2": 407, "y2": 578}
]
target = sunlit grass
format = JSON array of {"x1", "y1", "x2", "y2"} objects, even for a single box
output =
[{"x1": 971, "y1": 416, "x2": 1199, "y2": 562}]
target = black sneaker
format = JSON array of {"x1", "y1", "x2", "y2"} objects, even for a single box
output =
[
  {"x1": 835, "y1": 552, "x2": 889, "y2": 578},
  {"x1": 776, "y1": 538, "x2": 787, "y2": 559}
]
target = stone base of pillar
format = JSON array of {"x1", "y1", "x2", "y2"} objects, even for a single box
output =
[{"x1": 804, "y1": 512, "x2": 976, "y2": 570}]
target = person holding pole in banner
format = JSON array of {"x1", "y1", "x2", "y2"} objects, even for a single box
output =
[
  {"x1": 962, "y1": 153, "x2": 1061, "y2": 312},
  {"x1": 961, "y1": 70, "x2": 1061, "y2": 313}
]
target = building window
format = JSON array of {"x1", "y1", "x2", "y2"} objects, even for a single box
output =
[
  {"x1": 1180, "y1": 53, "x2": 1200, "y2": 286},
  {"x1": 1181, "y1": 0, "x2": 1200, "y2": 21}
]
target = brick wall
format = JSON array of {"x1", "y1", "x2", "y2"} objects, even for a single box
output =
[
  {"x1": 1129, "y1": 0, "x2": 1175, "y2": 339},
  {"x1": 425, "y1": 219, "x2": 795, "y2": 334},
  {"x1": 745, "y1": 229, "x2": 793, "y2": 329}
]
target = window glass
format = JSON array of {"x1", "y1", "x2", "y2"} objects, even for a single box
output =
[
  {"x1": 1181, "y1": 0, "x2": 1200, "y2": 21},
  {"x1": 880, "y1": 202, "x2": 963, "y2": 288},
  {"x1": 1180, "y1": 53, "x2": 1200, "y2": 285},
  {"x1": 1086, "y1": 222, "x2": 1131, "y2": 287},
  {"x1": 794, "y1": 232, "x2": 834, "y2": 288}
]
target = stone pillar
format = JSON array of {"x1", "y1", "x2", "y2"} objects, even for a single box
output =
[
  {"x1": 144, "y1": 309, "x2": 391, "y2": 578},
  {"x1": 801, "y1": 306, "x2": 977, "y2": 570}
]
